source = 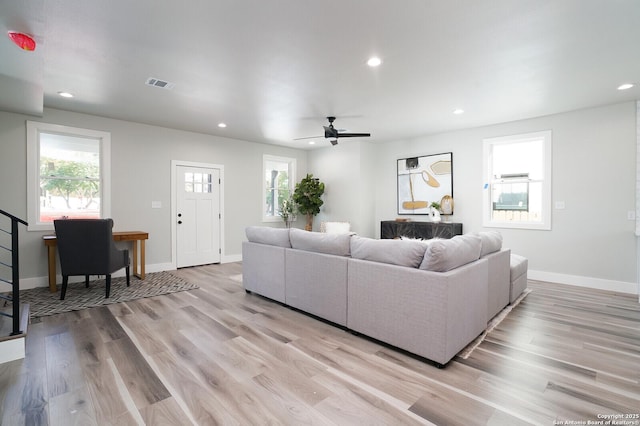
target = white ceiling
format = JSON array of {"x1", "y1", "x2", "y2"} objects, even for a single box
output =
[{"x1": 1, "y1": 0, "x2": 639, "y2": 149}]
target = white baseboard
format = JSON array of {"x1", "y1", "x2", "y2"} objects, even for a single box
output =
[
  {"x1": 140, "y1": 262, "x2": 176, "y2": 274},
  {"x1": 529, "y1": 269, "x2": 638, "y2": 295},
  {"x1": 222, "y1": 254, "x2": 242, "y2": 263},
  {"x1": 0, "y1": 337, "x2": 25, "y2": 363},
  {"x1": 17, "y1": 261, "x2": 634, "y2": 296}
]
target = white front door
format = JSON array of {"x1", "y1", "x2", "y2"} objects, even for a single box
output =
[{"x1": 176, "y1": 165, "x2": 221, "y2": 268}]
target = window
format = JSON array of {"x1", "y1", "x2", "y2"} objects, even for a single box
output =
[
  {"x1": 27, "y1": 121, "x2": 111, "y2": 231},
  {"x1": 184, "y1": 172, "x2": 213, "y2": 193},
  {"x1": 483, "y1": 131, "x2": 552, "y2": 230},
  {"x1": 262, "y1": 155, "x2": 296, "y2": 222}
]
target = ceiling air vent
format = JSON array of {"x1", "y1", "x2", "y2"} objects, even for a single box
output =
[{"x1": 145, "y1": 77, "x2": 175, "y2": 90}]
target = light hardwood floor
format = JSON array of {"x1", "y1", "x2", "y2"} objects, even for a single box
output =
[{"x1": 0, "y1": 262, "x2": 639, "y2": 425}]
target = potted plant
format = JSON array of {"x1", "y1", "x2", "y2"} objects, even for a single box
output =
[
  {"x1": 279, "y1": 195, "x2": 296, "y2": 228},
  {"x1": 293, "y1": 174, "x2": 325, "y2": 231}
]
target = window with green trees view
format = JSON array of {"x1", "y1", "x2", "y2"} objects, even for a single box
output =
[
  {"x1": 262, "y1": 155, "x2": 296, "y2": 222},
  {"x1": 27, "y1": 122, "x2": 111, "y2": 231}
]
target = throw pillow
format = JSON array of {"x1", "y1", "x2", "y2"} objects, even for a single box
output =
[
  {"x1": 323, "y1": 221, "x2": 351, "y2": 234},
  {"x1": 419, "y1": 234, "x2": 482, "y2": 272}
]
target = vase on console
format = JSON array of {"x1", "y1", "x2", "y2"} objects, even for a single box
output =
[
  {"x1": 429, "y1": 201, "x2": 442, "y2": 223},
  {"x1": 430, "y1": 208, "x2": 442, "y2": 223}
]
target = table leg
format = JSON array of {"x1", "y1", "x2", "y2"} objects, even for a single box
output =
[
  {"x1": 47, "y1": 245, "x2": 57, "y2": 293},
  {"x1": 132, "y1": 240, "x2": 139, "y2": 278},
  {"x1": 140, "y1": 239, "x2": 146, "y2": 279}
]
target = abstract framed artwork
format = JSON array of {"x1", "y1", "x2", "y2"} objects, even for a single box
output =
[{"x1": 397, "y1": 152, "x2": 453, "y2": 215}]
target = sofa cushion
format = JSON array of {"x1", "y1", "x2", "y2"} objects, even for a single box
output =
[
  {"x1": 420, "y1": 234, "x2": 482, "y2": 272},
  {"x1": 289, "y1": 228, "x2": 351, "y2": 256},
  {"x1": 245, "y1": 226, "x2": 291, "y2": 248},
  {"x1": 350, "y1": 236, "x2": 427, "y2": 268},
  {"x1": 476, "y1": 231, "x2": 503, "y2": 257},
  {"x1": 510, "y1": 254, "x2": 528, "y2": 280}
]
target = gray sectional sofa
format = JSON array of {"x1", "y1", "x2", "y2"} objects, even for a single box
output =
[{"x1": 242, "y1": 226, "x2": 520, "y2": 367}]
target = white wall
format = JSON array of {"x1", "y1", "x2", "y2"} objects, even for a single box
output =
[
  {"x1": 636, "y1": 101, "x2": 640, "y2": 300},
  {"x1": 309, "y1": 102, "x2": 638, "y2": 294},
  {"x1": 3, "y1": 101, "x2": 636, "y2": 293},
  {"x1": 308, "y1": 140, "x2": 377, "y2": 237},
  {"x1": 0, "y1": 108, "x2": 307, "y2": 287}
]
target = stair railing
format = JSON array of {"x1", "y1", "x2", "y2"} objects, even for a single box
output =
[{"x1": 0, "y1": 209, "x2": 28, "y2": 336}]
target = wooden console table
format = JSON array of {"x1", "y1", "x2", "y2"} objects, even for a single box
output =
[{"x1": 43, "y1": 231, "x2": 149, "y2": 293}]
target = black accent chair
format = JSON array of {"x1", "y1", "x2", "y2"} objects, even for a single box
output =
[{"x1": 53, "y1": 219, "x2": 130, "y2": 300}]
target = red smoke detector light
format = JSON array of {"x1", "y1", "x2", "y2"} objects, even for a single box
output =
[{"x1": 8, "y1": 31, "x2": 36, "y2": 51}]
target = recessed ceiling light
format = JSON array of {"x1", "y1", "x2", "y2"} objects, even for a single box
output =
[
  {"x1": 453, "y1": 108, "x2": 464, "y2": 115},
  {"x1": 617, "y1": 83, "x2": 635, "y2": 90},
  {"x1": 308, "y1": 141, "x2": 316, "y2": 145},
  {"x1": 367, "y1": 57, "x2": 382, "y2": 67},
  {"x1": 217, "y1": 122, "x2": 227, "y2": 128},
  {"x1": 57, "y1": 91, "x2": 74, "y2": 98}
]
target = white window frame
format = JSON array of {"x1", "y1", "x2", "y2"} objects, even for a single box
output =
[
  {"x1": 482, "y1": 130, "x2": 552, "y2": 230},
  {"x1": 262, "y1": 155, "x2": 296, "y2": 223},
  {"x1": 26, "y1": 121, "x2": 111, "y2": 231}
]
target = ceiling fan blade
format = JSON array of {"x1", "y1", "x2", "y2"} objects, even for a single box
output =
[
  {"x1": 335, "y1": 132, "x2": 371, "y2": 138},
  {"x1": 293, "y1": 135, "x2": 323, "y2": 141}
]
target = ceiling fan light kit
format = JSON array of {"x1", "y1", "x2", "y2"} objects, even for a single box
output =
[{"x1": 294, "y1": 116, "x2": 371, "y2": 146}]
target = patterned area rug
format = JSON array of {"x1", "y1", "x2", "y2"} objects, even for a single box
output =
[
  {"x1": 15, "y1": 271, "x2": 199, "y2": 318},
  {"x1": 456, "y1": 288, "x2": 532, "y2": 359}
]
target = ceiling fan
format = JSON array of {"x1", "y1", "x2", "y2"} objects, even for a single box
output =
[{"x1": 296, "y1": 116, "x2": 371, "y2": 146}]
